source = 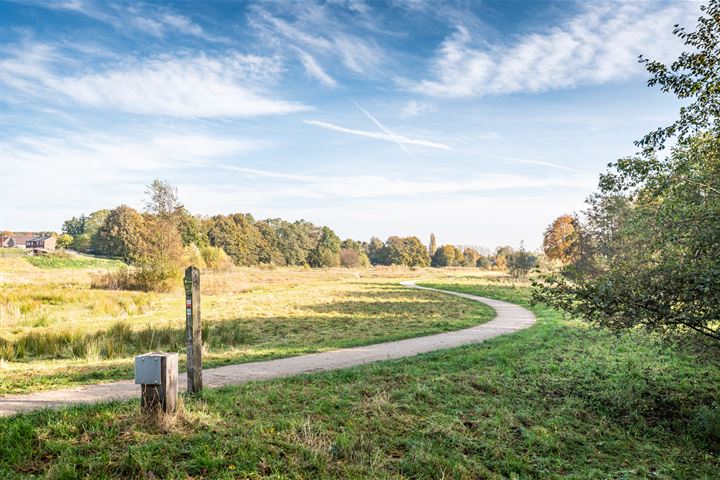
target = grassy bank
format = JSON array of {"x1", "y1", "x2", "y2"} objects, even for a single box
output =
[
  {"x1": 1, "y1": 282, "x2": 717, "y2": 478},
  {"x1": 0, "y1": 263, "x2": 495, "y2": 394},
  {"x1": 25, "y1": 255, "x2": 125, "y2": 270}
]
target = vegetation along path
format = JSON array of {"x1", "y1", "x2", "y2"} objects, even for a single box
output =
[{"x1": 0, "y1": 282, "x2": 536, "y2": 417}]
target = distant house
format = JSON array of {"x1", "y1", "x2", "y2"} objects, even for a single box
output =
[
  {"x1": 26, "y1": 235, "x2": 56, "y2": 251},
  {"x1": 1, "y1": 233, "x2": 34, "y2": 248}
]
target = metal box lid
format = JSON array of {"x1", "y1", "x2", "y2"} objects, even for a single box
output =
[{"x1": 134, "y1": 353, "x2": 163, "y2": 385}]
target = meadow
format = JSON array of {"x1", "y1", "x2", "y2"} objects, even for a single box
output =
[
  {"x1": 1, "y1": 278, "x2": 717, "y2": 479},
  {"x1": 0, "y1": 253, "x2": 496, "y2": 394}
]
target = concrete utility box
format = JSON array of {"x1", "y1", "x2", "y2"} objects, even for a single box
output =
[{"x1": 134, "y1": 352, "x2": 178, "y2": 413}]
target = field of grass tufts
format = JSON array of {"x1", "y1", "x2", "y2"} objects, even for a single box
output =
[
  {"x1": 1, "y1": 281, "x2": 717, "y2": 479},
  {"x1": 0, "y1": 259, "x2": 496, "y2": 394}
]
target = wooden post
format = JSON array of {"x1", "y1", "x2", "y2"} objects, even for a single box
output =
[
  {"x1": 135, "y1": 352, "x2": 178, "y2": 413},
  {"x1": 184, "y1": 266, "x2": 202, "y2": 394}
]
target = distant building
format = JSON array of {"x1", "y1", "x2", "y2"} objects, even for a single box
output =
[
  {"x1": 1, "y1": 233, "x2": 34, "y2": 248},
  {"x1": 26, "y1": 235, "x2": 56, "y2": 251}
]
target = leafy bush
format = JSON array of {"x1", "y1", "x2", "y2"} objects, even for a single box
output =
[
  {"x1": 200, "y1": 245, "x2": 234, "y2": 271},
  {"x1": 339, "y1": 248, "x2": 370, "y2": 268}
]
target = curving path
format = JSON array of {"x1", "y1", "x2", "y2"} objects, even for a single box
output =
[{"x1": 0, "y1": 282, "x2": 536, "y2": 417}]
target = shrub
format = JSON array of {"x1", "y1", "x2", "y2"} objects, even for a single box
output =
[
  {"x1": 91, "y1": 268, "x2": 136, "y2": 291},
  {"x1": 201, "y1": 245, "x2": 234, "y2": 271},
  {"x1": 340, "y1": 248, "x2": 370, "y2": 268},
  {"x1": 183, "y1": 244, "x2": 207, "y2": 270}
]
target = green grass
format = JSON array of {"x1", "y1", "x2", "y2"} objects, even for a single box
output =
[
  {"x1": 1, "y1": 279, "x2": 494, "y2": 394},
  {"x1": 1, "y1": 283, "x2": 717, "y2": 479},
  {"x1": 25, "y1": 255, "x2": 125, "y2": 270},
  {"x1": 0, "y1": 249, "x2": 26, "y2": 258}
]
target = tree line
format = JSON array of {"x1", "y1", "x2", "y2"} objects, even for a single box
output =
[
  {"x1": 536, "y1": 2, "x2": 719, "y2": 343},
  {"x1": 57, "y1": 180, "x2": 544, "y2": 290}
]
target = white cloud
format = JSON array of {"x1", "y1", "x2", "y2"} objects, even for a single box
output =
[
  {"x1": 180, "y1": 172, "x2": 595, "y2": 204},
  {"x1": 36, "y1": 0, "x2": 225, "y2": 42},
  {"x1": 400, "y1": 100, "x2": 436, "y2": 118},
  {"x1": 296, "y1": 49, "x2": 337, "y2": 87},
  {"x1": 249, "y1": 2, "x2": 387, "y2": 81},
  {"x1": 0, "y1": 129, "x2": 262, "y2": 228},
  {"x1": 405, "y1": 2, "x2": 700, "y2": 97},
  {"x1": 304, "y1": 119, "x2": 451, "y2": 150},
  {"x1": 0, "y1": 44, "x2": 308, "y2": 118},
  {"x1": 3, "y1": 131, "x2": 259, "y2": 173}
]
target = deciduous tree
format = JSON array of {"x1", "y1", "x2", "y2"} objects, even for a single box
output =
[
  {"x1": 542, "y1": 215, "x2": 579, "y2": 265},
  {"x1": 431, "y1": 245, "x2": 462, "y2": 267},
  {"x1": 429, "y1": 233, "x2": 437, "y2": 257},
  {"x1": 94, "y1": 205, "x2": 146, "y2": 262}
]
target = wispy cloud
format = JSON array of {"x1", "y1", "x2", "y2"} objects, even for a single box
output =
[
  {"x1": 295, "y1": 49, "x2": 337, "y2": 87},
  {"x1": 180, "y1": 169, "x2": 596, "y2": 202},
  {"x1": 1, "y1": 126, "x2": 592, "y2": 217},
  {"x1": 404, "y1": 2, "x2": 700, "y2": 97},
  {"x1": 0, "y1": 43, "x2": 308, "y2": 118},
  {"x1": 489, "y1": 155, "x2": 588, "y2": 174},
  {"x1": 400, "y1": 100, "x2": 436, "y2": 118},
  {"x1": 304, "y1": 120, "x2": 451, "y2": 150},
  {"x1": 248, "y1": 1, "x2": 388, "y2": 84},
  {"x1": 34, "y1": 0, "x2": 228, "y2": 42}
]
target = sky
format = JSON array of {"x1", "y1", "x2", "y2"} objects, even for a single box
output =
[{"x1": 0, "y1": 0, "x2": 701, "y2": 250}]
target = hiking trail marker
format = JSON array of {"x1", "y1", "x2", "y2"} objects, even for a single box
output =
[{"x1": 184, "y1": 266, "x2": 202, "y2": 394}]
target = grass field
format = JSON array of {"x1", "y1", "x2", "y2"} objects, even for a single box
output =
[
  {"x1": 25, "y1": 255, "x2": 125, "y2": 270},
  {"x1": 1, "y1": 281, "x2": 717, "y2": 479},
  {"x1": 0, "y1": 256, "x2": 496, "y2": 394}
]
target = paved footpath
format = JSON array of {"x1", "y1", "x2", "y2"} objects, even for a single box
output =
[{"x1": 0, "y1": 282, "x2": 536, "y2": 417}]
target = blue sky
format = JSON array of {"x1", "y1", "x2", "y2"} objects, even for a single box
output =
[{"x1": 0, "y1": 0, "x2": 699, "y2": 249}]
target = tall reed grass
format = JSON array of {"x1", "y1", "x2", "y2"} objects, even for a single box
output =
[{"x1": 0, "y1": 318, "x2": 261, "y2": 361}]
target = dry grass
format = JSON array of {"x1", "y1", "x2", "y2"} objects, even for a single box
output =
[{"x1": 0, "y1": 258, "x2": 501, "y2": 394}]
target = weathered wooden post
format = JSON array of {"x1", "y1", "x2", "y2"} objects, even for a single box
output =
[
  {"x1": 184, "y1": 266, "x2": 202, "y2": 394},
  {"x1": 134, "y1": 352, "x2": 178, "y2": 413}
]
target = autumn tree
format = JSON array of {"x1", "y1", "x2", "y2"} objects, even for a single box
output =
[
  {"x1": 254, "y1": 220, "x2": 285, "y2": 265},
  {"x1": 131, "y1": 213, "x2": 186, "y2": 291},
  {"x1": 403, "y1": 236, "x2": 430, "y2": 267},
  {"x1": 431, "y1": 245, "x2": 462, "y2": 267},
  {"x1": 206, "y1": 213, "x2": 263, "y2": 266},
  {"x1": 429, "y1": 233, "x2": 437, "y2": 257},
  {"x1": 493, "y1": 246, "x2": 514, "y2": 270},
  {"x1": 462, "y1": 247, "x2": 480, "y2": 267},
  {"x1": 56, "y1": 233, "x2": 73, "y2": 249},
  {"x1": 542, "y1": 214, "x2": 579, "y2": 265},
  {"x1": 476, "y1": 255, "x2": 491, "y2": 269},
  {"x1": 94, "y1": 205, "x2": 146, "y2": 262}
]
